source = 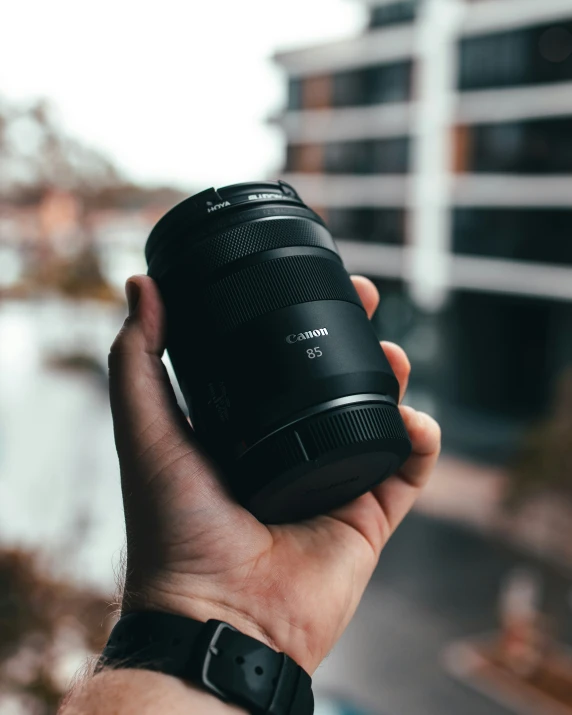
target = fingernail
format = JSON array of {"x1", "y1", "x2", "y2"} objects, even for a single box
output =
[{"x1": 125, "y1": 280, "x2": 141, "y2": 315}]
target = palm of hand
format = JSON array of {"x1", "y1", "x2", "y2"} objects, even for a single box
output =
[{"x1": 110, "y1": 275, "x2": 440, "y2": 674}]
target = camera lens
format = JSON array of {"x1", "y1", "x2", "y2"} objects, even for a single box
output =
[{"x1": 146, "y1": 180, "x2": 411, "y2": 523}]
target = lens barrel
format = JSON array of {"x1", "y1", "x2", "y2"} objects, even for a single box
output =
[{"x1": 146, "y1": 180, "x2": 411, "y2": 523}]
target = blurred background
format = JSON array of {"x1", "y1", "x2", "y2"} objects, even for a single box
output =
[{"x1": 1, "y1": 0, "x2": 572, "y2": 713}]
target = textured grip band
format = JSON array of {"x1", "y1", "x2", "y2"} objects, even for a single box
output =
[
  {"x1": 205, "y1": 254, "x2": 363, "y2": 334},
  {"x1": 303, "y1": 403, "x2": 408, "y2": 458},
  {"x1": 237, "y1": 402, "x2": 410, "y2": 494},
  {"x1": 189, "y1": 217, "x2": 338, "y2": 274}
]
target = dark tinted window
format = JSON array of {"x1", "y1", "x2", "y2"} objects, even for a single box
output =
[
  {"x1": 370, "y1": 137, "x2": 410, "y2": 173},
  {"x1": 453, "y1": 209, "x2": 572, "y2": 265},
  {"x1": 459, "y1": 22, "x2": 572, "y2": 90},
  {"x1": 287, "y1": 78, "x2": 303, "y2": 110},
  {"x1": 470, "y1": 118, "x2": 572, "y2": 173},
  {"x1": 370, "y1": 1, "x2": 419, "y2": 29},
  {"x1": 443, "y1": 290, "x2": 553, "y2": 420},
  {"x1": 332, "y1": 62, "x2": 412, "y2": 107},
  {"x1": 323, "y1": 141, "x2": 371, "y2": 174},
  {"x1": 332, "y1": 70, "x2": 367, "y2": 107},
  {"x1": 365, "y1": 62, "x2": 412, "y2": 104},
  {"x1": 323, "y1": 138, "x2": 410, "y2": 174},
  {"x1": 327, "y1": 208, "x2": 406, "y2": 243}
]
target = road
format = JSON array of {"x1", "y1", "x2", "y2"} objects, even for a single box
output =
[{"x1": 315, "y1": 512, "x2": 572, "y2": 715}]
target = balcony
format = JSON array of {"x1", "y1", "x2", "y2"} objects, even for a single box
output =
[
  {"x1": 281, "y1": 172, "x2": 572, "y2": 209},
  {"x1": 275, "y1": 81, "x2": 572, "y2": 142},
  {"x1": 275, "y1": 0, "x2": 572, "y2": 76},
  {"x1": 336, "y1": 240, "x2": 572, "y2": 302}
]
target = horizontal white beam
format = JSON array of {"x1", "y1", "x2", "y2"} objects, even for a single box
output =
[
  {"x1": 457, "y1": 81, "x2": 572, "y2": 124},
  {"x1": 283, "y1": 173, "x2": 572, "y2": 208},
  {"x1": 462, "y1": 0, "x2": 572, "y2": 37},
  {"x1": 273, "y1": 103, "x2": 413, "y2": 142},
  {"x1": 276, "y1": 82, "x2": 572, "y2": 143},
  {"x1": 337, "y1": 239, "x2": 405, "y2": 278},
  {"x1": 451, "y1": 254, "x2": 572, "y2": 301},
  {"x1": 275, "y1": 0, "x2": 572, "y2": 75},
  {"x1": 274, "y1": 26, "x2": 415, "y2": 76},
  {"x1": 280, "y1": 173, "x2": 409, "y2": 207},
  {"x1": 336, "y1": 241, "x2": 572, "y2": 301},
  {"x1": 453, "y1": 175, "x2": 572, "y2": 207},
  {"x1": 275, "y1": 82, "x2": 572, "y2": 143}
]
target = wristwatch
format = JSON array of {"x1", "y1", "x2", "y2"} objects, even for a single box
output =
[{"x1": 98, "y1": 612, "x2": 314, "y2": 714}]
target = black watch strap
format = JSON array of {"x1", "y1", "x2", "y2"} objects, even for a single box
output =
[{"x1": 98, "y1": 612, "x2": 313, "y2": 714}]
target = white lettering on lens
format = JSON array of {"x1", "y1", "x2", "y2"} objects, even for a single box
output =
[
  {"x1": 248, "y1": 193, "x2": 284, "y2": 201},
  {"x1": 286, "y1": 327, "x2": 328, "y2": 344},
  {"x1": 207, "y1": 201, "x2": 231, "y2": 213}
]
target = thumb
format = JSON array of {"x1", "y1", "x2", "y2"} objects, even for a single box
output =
[{"x1": 108, "y1": 275, "x2": 207, "y2": 480}]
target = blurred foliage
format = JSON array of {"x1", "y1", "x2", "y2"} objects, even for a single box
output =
[
  {"x1": 33, "y1": 247, "x2": 119, "y2": 303},
  {"x1": 0, "y1": 97, "x2": 119, "y2": 201},
  {"x1": 0, "y1": 96, "x2": 185, "y2": 208},
  {"x1": 0, "y1": 96, "x2": 186, "y2": 302},
  {"x1": 0, "y1": 548, "x2": 114, "y2": 714}
]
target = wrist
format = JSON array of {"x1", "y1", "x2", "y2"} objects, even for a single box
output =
[
  {"x1": 121, "y1": 574, "x2": 317, "y2": 673},
  {"x1": 121, "y1": 584, "x2": 279, "y2": 652},
  {"x1": 62, "y1": 668, "x2": 246, "y2": 714},
  {"x1": 99, "y1": 610, "x2": 314, "y2": 715}
]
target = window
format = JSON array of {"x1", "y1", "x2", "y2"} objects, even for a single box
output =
[
  {"x1": 285, "y1": 144, "x2": 323, "y2": 173},
  {"x1": 443, "y1": 290, "x2": 553, "y2": 422},
  {"x1": 365, "y1": 62, "x2": 412, "y2": 104},
  {"x1": 323, "y1": 138, "x2": 410, "y2": 174},
  {"x1": 459, "y1": 31, "x2": 530, "y2": 90},
  {"x1": 287, "y1": 138, "x2": 409, "y2": 175},
  {"x1": 327, "y1": 208, "x2": 406, "y2": 243},
  {"x1": 459, "y1": 21, "x2": 572, "y2": 90},
  {"x1": 332, "y1": 62, "x2": 412, "y2": 108},
  {"x1": 370, "y1": 137, "x2": 410, "y2": 173},
  {"x1": 323, "y1": 141, "x2": 370, "y2": 174},
  {"x1": 453, "y1": 209, "x2": 572, "y2": 265},
  {"x1": 332, "y1": 70, "x2": 367, "y2": 107},
  {"x1": 292, "y1": 62, "x2": 412, "y2": 111},
  {"x1": 302, "y1": 75, "x2": 333, "y2": 110},
  {"x1": 470, "y1": 118, "x2": 572, "y2": 173},
  {"x1": 369, "y1": 1, "x2": 419, "y2": 29},
  {"x1": 287, "y1": 78, "x2": 303, "y2": 111}
]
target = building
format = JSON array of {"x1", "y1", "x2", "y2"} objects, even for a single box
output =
[{"x1": 273, "y1": 0, "x2": 572, "y2": 462}]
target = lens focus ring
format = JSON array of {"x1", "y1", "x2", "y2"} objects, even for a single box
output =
[
  {"x1": 191, "y1": 217, "x2": 338, "y2": 275},
  {"x1": 204, "y1": 254, "x2": 363, "y2": 334}
]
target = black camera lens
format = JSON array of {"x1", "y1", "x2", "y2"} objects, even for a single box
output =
[{"x1": 146, "y1": 180, "x2": 411, "y2": 523}]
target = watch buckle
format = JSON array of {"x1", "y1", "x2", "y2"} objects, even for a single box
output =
[{"x1": 198, "y1": 620, "x2": 238, "y2": 701}]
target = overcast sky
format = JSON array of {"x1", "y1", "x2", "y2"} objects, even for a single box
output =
[{"x1": 2, "y1": 0, "x2": 365, "y2": 191}]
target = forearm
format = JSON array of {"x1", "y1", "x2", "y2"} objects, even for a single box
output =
[{"x1": 60, "y1": 669, "x2": 246, "y2": 715}]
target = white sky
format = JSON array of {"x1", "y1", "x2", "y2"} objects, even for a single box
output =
[{"x1": 2, "y1": 0, "x2": 365, "y2": 191}]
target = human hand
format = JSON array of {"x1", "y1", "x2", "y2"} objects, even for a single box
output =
[{"x1": 108, "y1": 274, "x2": 441, "y2": 675}]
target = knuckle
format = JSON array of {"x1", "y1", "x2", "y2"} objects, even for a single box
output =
[
  {"x1": 425, "y1": 414, "x2": 442, "y2": 445},
  {"x1": 415, "y1": 411, "x2": 442, "y2": 443}
]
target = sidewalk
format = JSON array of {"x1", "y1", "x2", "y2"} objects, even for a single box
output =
[
  {"x1": 415, "y1": 456, "x2": 572, "y2": 572},
  {"x1": 443, "y1": 635, "x2": 572, "y2": 715}
]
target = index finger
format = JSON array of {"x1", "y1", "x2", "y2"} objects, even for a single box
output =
[{"x1": 351, "y1": 275, "x2": 379, "y2": 319}]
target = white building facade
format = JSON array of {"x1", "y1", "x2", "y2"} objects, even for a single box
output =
[{"x1": 274, "y1": 0, "x2": 572, "y2": 461}]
